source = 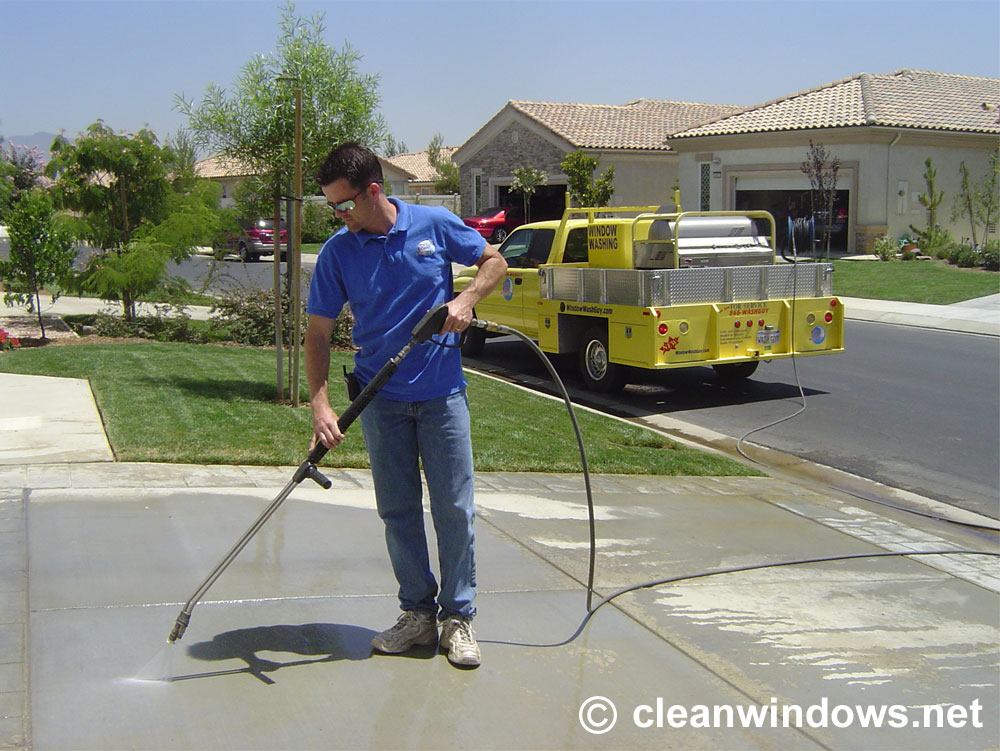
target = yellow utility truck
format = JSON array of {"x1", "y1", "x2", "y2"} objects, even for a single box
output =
[{"x1": 456, "y1": 198, "x2": 844, "y2": 392}]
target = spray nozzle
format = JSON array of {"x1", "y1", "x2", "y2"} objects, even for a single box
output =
[{"x1": 167, "y1": 611, "x2": 190, "y2": 644}]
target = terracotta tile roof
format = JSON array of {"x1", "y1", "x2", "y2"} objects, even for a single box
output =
[
  {"x1": 671, "y1": 70, "x2": 1000, "y2": 138},
  {"x1": 509, "y1": 99, "x2": 744, "y2": 150},
  {"x1": 194, "y1": 154, "x2": 255, "y2": 179},
  {"x1": 386, "y1": 147, "x2": 457, "y2": 182}
]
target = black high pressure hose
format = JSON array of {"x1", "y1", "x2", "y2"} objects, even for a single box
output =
[
  {"x1": 464, "y1": 318, "x2": 598, "y2": 611},
  {"x1": 461, "y1": 316, "x2": 998, "y2": 641},
  {"x1": 169, "y1": 303, "x2": 997, "y2": 646}
]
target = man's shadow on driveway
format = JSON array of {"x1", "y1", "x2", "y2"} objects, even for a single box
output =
[{"x1": 177, "y1": 623, "x2": 380, "y2": 684}]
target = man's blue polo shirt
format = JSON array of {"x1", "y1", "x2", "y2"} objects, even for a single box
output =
[{"x1": 306, "y1": 198, "x2": 485, "y2": 401}]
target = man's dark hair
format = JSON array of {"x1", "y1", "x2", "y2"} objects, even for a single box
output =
[{"x1": 316, "y1": 142, "x2": 384, "y2": 189}]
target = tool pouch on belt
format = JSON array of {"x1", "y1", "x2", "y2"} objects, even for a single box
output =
[{"x1": 343, "y1": 365, "x2": 361, "y2": 402}]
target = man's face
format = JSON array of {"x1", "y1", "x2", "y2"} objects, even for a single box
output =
[{"x1": 322, "y1": 178, "x2": 374, "y2": 233}]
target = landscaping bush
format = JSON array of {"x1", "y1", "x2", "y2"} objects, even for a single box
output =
[
  {"x1": 301, "y1": 199, "x2": 339, "y2": 243},
  {"x1": 872, "y1": 235, "x2": 896, "y2": 262},
  {"x1": 955, "y1": 248, "x2": 982, "y2": 269},
  {"x1": 210, "y1": 287, "x2": 286, "y2": 346},
  {"x1": 208, "y1": 272, "x2": 354, "y2": 350},
  {"x1": 91, "y1": 303, "x2": 216, "y2": 344},
  {"x1": 982, "y1": 241, "x2": 1000, "y2": 272},
  {"x1": 948, "y1": 244, "x2": 969, "y2": 265}
]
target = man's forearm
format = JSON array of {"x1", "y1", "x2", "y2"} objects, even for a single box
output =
[
  {"x1": 455, "y1": 245, "x2": 507, "y2": 309},
  {"x1": 304, "y1": 329, "x2": 333, "y2": 411}
]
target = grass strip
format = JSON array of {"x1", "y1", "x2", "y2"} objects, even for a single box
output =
[
  {"x1": 831, "y1": 259, "x2": 998, "y2": 304},
  {"x1": 0, "y1": 342, "x2": 758, "y2": 476}
]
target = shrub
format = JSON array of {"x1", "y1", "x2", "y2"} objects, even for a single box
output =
[
  {"x1": 981, "y1": 241, "x2": 999, "y2": 272},
  {"x1": 210, "y1": 287, "x2": 283, "y2": 347},
  {"x1": 330, "y1": 305, "x2": 355, "y2": 349},
  {"x1": 911, "y1": 224, "x2": 952, "y2": 259},
  {"x1": 872, "y1": 235, "x2": 896, "y2": 261},
  {"x1": 301, "y1": 199, "x2": 337, "y2": 243},
  {"x1": 210, "y1": 281, "x2": 355, "y2": 349},
  {"x1": 91, "y1": 303, "x2": 214, "y2": 343},
  {"x1": 948, "y1": 244, "x2": 970, "y2": 265},
  {"x1": 955, "y1": 248, "x2": 981, "y2": 268}
]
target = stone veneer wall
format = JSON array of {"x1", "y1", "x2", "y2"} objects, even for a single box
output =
[{"x1": 459, "y1": 123, "x2": 568, "y2": 215}]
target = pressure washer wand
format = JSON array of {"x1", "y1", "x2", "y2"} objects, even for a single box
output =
[{"x1": 167, "y1": 304, "x2": 451, "y2": 644}]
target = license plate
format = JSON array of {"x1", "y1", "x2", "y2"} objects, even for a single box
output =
[{"x1": 757, "y1": 329, "x2": 780, "y2": 345}]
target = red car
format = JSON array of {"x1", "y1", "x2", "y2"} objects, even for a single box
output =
[
  {"x1": 216, "y1": 219, "x2": 288, "y2": 262},
  {"x1": 463, "y1": 206, "x2": 524, "y2": 244}
]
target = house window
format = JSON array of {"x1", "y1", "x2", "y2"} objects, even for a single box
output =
[{"x1": 699, "y1": 164, "x2": 711, "y2": 211}]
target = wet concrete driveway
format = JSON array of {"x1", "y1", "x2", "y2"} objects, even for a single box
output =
[{"x1": 6, "y1": 465, "x2": 999, "y2": 750}]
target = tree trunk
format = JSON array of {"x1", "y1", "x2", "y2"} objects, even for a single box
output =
[
  {"x1": 273, "y1": 196, "x2": 284, "y2": 400},
  {"x1": 33, "y1": 288, "x2": 46, "y2": 340}
]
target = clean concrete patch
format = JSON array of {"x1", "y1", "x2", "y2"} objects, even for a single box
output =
[{"x1": 0, "y1": 373, "x2": 113, "y2": 464}]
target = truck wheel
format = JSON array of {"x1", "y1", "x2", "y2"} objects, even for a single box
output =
[
  {"x1": 712, "y1": 361, "x2": 760, "y2": 382},
  {"x1": 461, "y1": 323, "x2": 486, "y2": 356},
  {"x1": 579, "y1": 327, "x2": 626, "y2": 392},
  {"x1": 239, "y1": 243, "x2": 256, "y2": 263}
]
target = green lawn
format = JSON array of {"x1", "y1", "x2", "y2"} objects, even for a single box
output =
[
  {"x1": 0, "y1": 342, "x2": 758, "y2": 476},
  {"x1": 832, "y1": 259, "x2": 999, "y2": 304}
]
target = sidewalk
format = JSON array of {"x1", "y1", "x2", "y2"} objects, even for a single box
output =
[
  {"x1": 0, "y1": 369, "x2": 997, "y2": 749},
  {"x1": 841, "y1": 293, "x2": 1000, "y2": 337},
  {"x1": 2, "y1": 291, "x2": 997, "y2": 341}
]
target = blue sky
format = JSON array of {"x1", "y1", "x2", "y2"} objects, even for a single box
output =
[{"x1": 2, "y1": 0, "x2": 998, "y2": 154}]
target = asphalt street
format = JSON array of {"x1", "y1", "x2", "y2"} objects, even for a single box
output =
[{"x1": 463, "y1": 320, "x2": 1000, "y2": 520}]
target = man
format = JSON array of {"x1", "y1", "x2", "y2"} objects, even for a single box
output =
[{"x1": 305, "y1": 142, "x2": 506, "y2": 667}]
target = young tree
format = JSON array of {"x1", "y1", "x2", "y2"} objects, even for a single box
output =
[
  {"x1": 47, "y1": 122, "x2": 172, "y2": 253},
  {"x1": 176, "y1": 2, "x2": 386, "y2": 214},
  {"x1": 918, "y1": 157, "x2": 945, "y2": 232},
  {"x1": 800, "y1": 140, "x2": 840, "y2": 258},
  {"x1": 46, "y1": 122, "x2": 215, "y2": 320},
  {"x1": 976, "y1": 148, "x2": 999, "y2": 243},
  {"x1": 427, "y1": 133, "x2": 459, "y2": 194},
  {"x1": 0, "y1": 190, "x2": 75, "y2": 339},
  {"x1": 177, "y1": 1, "x2": 387, "y2": 396},
  {"x1": 561, "y1": 150, "x2": 615, "y2": 207},
  {"x1": 910, "y1": 156, "x2": 949, "y2": 256},
  {"x1": 510, "y1": 167, "x2": 547, "y2": 223}
]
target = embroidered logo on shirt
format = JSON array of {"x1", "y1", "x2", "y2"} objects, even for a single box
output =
[{"x1": 416, "y1": 239, "x2": 436, "y2": 256}]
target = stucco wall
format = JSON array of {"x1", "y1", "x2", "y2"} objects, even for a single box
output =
[{"x1": 676, "y1": 133, "x2": 997, "y2": 251}]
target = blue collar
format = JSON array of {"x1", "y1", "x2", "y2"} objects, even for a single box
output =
[{"x1": 352, "y1": 197, "x2": 411, "y2": 247}]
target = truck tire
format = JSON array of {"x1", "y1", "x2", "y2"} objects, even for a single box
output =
[
  {"x1": 712, "y1": 361, "x2": 760, "y2": 382},
  {"x1": 579, "y1": 326, "x2": 627, "y2": 393},
  {"x1": 461, "y1": 322, "x2": 486, "y2": 356}
]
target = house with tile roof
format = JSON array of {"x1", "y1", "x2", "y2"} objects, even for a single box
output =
[
  {"x1": 667, "y1": 70, "x2": 1000, "y2": 253},
  {"x1": 193, "y1": 155, "x2": 256, "y2": 209},
  {"x1": 386, "y1": 147, "x2": 459, "y2": 194},
  {"x1": 452, "y1": 99, "x2": 743, "y2": 220},
  {"x1": 194, "y1": 154, "x2": 417, "y2": 210}
]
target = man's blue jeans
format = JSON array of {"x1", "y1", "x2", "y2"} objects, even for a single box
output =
[{"x1": 359, "y1": 390, "x2": 477, "y2": 620}]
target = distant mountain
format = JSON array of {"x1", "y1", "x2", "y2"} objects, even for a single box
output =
[{"x1": 3, "y1": 132, "x2": 58, "y2": 163}]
